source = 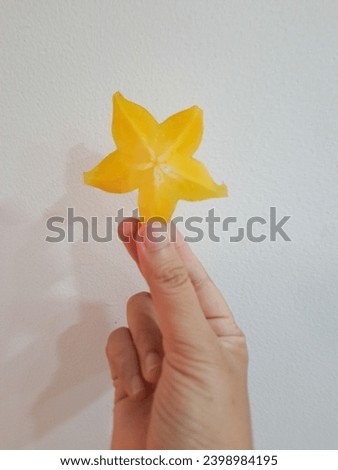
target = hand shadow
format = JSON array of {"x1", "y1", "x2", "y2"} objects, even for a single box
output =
[
  {"x1": 0, "y1": 144, "x2": 138, "y2": 449},
  {"x1": 30, "y1": 301, "x2": 112, "y2": 438}
]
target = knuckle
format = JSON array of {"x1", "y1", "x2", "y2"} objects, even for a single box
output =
[
  {"x1": 111, "y1": 347, "x2": 128, "y2": 371},
  {"x1": 134, "y1": 326, "x2": 156, "y2": 348},
  {"x1": 235, "y1": 326, "x2": 247, "y2": 341},
  {"x1": 127, "y1": 291, "x2": 151, "y2": 310},
  {"x1": 157, "y1": 262, "x2": 189, "y2": 291},
  {"x1": 191, "y1": 272, "x2": 209, "y2": 291},
  {"x1": 105, "y1": 327, "x2": 128, "y2": 358}
]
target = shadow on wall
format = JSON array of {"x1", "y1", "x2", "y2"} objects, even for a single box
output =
[
  {"x1": 30, "y1": 302, "x2": 111, "y2": 438},
  {"x1": 0, "y1": 145, "x2": 132, "y2": 449}
]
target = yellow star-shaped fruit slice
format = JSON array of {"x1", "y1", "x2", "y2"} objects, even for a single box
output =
[{"x1": 84, "y1": 92, "x2": 227, "y2": 221}]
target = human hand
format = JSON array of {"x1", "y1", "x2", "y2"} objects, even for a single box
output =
[{"x1": 106, "y1": 219, "x2": 253, "y2": 450}]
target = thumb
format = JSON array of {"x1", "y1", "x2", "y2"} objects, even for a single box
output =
[{"x1": 136, "y1": 222, "x2": 212, "y2": 352}]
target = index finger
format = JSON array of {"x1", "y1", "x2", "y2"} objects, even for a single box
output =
[
  {"x1": 136, "y1": 222, "x2": 213, "y2": 351},
  {"x1": 119, "y1": 218, "x2": 242, "y2": 338}
]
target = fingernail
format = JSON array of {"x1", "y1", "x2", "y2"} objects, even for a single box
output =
[
  {"x1": 142, "y1": 221, "x2": 170, "y2": 251},
  {"x1": 117, "y1": 218, "x2": 138, "y2": 243},
  {"x1": 129, "y1": 375, "x2": 145, "y2": 398}
]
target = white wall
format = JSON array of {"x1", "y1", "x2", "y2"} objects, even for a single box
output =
[{"x1": 1, "y1": 0, "x2": 337, "y2": 450}]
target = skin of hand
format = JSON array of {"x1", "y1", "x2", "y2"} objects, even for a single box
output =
[{"x1": 106, "y1": 218, "x2": 253, "y2": 450}]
